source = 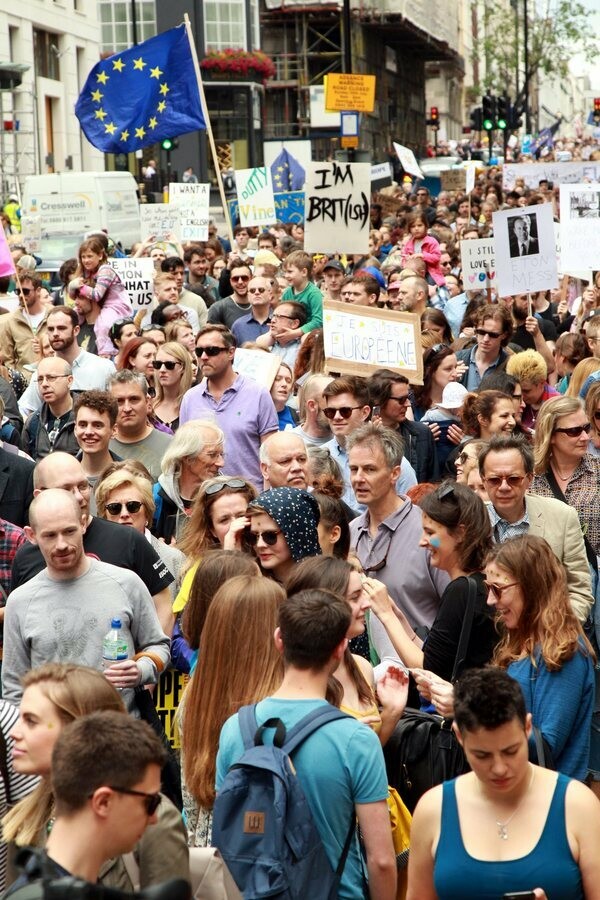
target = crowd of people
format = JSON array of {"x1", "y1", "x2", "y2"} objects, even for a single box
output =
[{"x1": 0, "y1": 163, "x2": 599, "y2": 900}]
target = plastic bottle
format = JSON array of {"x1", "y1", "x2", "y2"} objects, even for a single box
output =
[{"x1": 102, "y1": 617, "x2": 129, "y2": 669}]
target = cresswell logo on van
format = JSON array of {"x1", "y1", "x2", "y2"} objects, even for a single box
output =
[{"x1": 30, "y1": 193, "x2": 93, "y2": 214}]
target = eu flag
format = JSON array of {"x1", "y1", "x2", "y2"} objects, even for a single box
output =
[
  {"x1": 270, "y1": 148, "x2": 305, "y2": 192},
  {"x1": 75, "y1": 25, "x2": 206, "y2": 154}
]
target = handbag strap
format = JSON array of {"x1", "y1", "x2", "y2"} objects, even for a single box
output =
[
  {"x1": 450, "y1": 575, "x2": 478, "y2": 683},
  {"x1": 542, "y1": 468, "x2": 597, "y2": 572}
]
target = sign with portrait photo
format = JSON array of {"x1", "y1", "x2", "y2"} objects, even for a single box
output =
[
  {"x1": 492, "y1": 204, "x2": 558, "y2": 297},
  {"x1": 559, "y1": 184, "x2": 600, "y2": 273}
]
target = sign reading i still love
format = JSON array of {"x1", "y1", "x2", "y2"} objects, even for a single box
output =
[{"x1": 460, "y1": 238, "x2": 496, "y2": 290}]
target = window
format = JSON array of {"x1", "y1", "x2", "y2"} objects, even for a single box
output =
[
  {"x1": 33, "y1": 29, "x2": 60, "y2": 81},
  {"x1": 98, "y1": 0, "x2": 157, "y2": 53}
]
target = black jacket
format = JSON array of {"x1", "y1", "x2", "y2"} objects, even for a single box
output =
[{"x1": 399, "y1": 419, "x2": 439, "y2": 484}]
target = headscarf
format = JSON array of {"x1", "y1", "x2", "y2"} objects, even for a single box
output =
[{"x1": 251, "y1": 488, "x2": 321, "y2": 562}]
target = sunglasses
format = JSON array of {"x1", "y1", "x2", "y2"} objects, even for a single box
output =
[
  {"x1": 108, "y1": 786, "x2": 162, "y2": 815},
  {"x1": 16, "y1": 287, "x2": 32, "y2": 296},
  {"x1": 248, "y1": 287, "x2": 267, "y2": 294},
  {"x1": 484, "y1": 581, "x2": 519, "y2": 601},
  {"x1": 140, "y1": 324, "x2": 165, "y2": 333},
  {"x1": 231, "y1": 275, "x2": 250, "y2": 282},
  {"x1": 195, "y1": 346, "x2": 228, "y2": 358},
  {"x1": 553, "y1": 423, "x2": 591, "y2": 437},
  {"x1": 594, "y1": 411, "x2": 600, "y2": 422},
  {"x1": 245, "y1": 528, "x2": 281, "y2": 546},
  {"x1": 389, "y1": 394, "x2": 411, "y2": 405},
  {"x1": 322, "y1": 406, "x2": 362, "y2": 420},
  {"x1": 483, "y1": 474, "x2": 526, "y2": 488},
  {"x1": 113, "y1": 317, "x2": 135, "y2": 328},
  {"x1": 205, "y1": 478, "x2": 246, "y2": 496},
  {"x1": 105, "y1": 500, "x2": 144, "y2": 515},
  {"x1": 152, "y1": 360, "x2": 181, "y2": 370},
  {"x1": 476, "y1": 328, "x2": 502, "y2": 339}
]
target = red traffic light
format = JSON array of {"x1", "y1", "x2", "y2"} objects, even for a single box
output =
[
  {"x1": 430, "y1": 106, "x2": 439, "y2": 123},
  {"x1": 595, "y1": 98, "x2": 600, "y2": 111}
]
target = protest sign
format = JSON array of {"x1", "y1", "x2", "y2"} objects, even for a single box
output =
[
  {"x1": 140, "y1": 205, "x2": 181, "y2": 242},
  {"x1": 492, "y1": 204, "x2": 558, "y2": 297},
  {"x1": 371, "y1": 162, "x2": 393, "y2": 190},
  {"x1": 460, "y1": 238, "x2": 496, "y2": 289},
  {"x1": 502, "y1": 161, "x2": 600, "y2": 190},
  {"x1": 440, "y1": 169, "x2": 466, "y2": 192},
  {"x1": 233, "y1": 348, "x2": 281, "y2": 389},
  {"x1": 156, "y1": 669, "x2": 189, "y2": 749},
  {"x1": 19, "y1": 214, "x2": 41, "y2": 252},
  {"x1": 228, "y1": 191, "x2": 304, "y2": 227},
  {"x1": 304, "y1": 161, "x2": 370, "y2": 255},
  {"x1": 559, "y1": 184, "x2": 600, "y2": 274},
  {"x1": 109, "y1": 258, "x2": 155, "y2": 311},
  {"x1": 168, "y1": 182, "x2": 210, "y2": 241},
  {"x1": 234, "y1": 167, "x2": 277, "y2": 227},
  {"x1": 465, "y1": 162, "x2": 477, "y2": 195},
  {"x1": 392, "y1": 143, "x2": 423, "y2": 179},
  {"x1": 323, "y1": 299, "x2": 423, "y2": 382}
]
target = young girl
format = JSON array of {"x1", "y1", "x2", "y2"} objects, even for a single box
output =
[
  {"x1": 68, "y1": 237, "x2": 133, "y2": 357},
  {"x1": 401, "y1": 211, "x2": 445, "y2": 287}
]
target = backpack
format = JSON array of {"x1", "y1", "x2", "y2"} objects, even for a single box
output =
[{"x1": 212, "y1": 703, "x2": 357, "y2": 900}]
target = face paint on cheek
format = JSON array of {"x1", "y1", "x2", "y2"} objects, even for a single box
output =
[{"x1": 429, "y1": 536, "x2": 441, "y2": 548}]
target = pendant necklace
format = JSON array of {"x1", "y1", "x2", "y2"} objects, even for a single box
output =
[{"x1": 494, "y1": 765, "x2": 535, "y2": 840}]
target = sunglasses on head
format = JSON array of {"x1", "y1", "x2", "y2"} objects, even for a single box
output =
[
  {"x1": 107, "y1": 786, "x2": 162, "y2": 815},
  {"x1": 245, "y1": 528, "x2": 281, "y2": 546},
  {"x1": 195, "y1": 346, "x2": 228, "y2": 358},
  {"x1": 105, "y1": 500, "x2": 144, "y2": 515},
  {"x1": 476, "y1": 328, "x2": 502, "y2": 339},
  {"x1": 553, "y1": 423, "x2": 591, "y2": 437},
  {"x1": 322, "y1": 405, "x2": 362, "y2": 420},
  {"x1": 152, "y1": 359, "x2": 181, "y2": 370},
  {"x1": 205, "y1": 478, "x2": 247, "y2": 496},
  {"x1": 140, "y1": 324, "x2": 165, "y2": 333}
]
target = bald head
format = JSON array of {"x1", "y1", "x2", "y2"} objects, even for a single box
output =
[
  {"x1": 26, "y1": 489, "x2": 87, "y2": 579},
  {"x1": 260, "y1": 432, "x2": 309, "y2": 489},
  {"x1": 29, "y1": 489, "x2": 82, "y2": 531},
  {"x1": 34, "y1": 452, "x2": 91, "y2": 518}
]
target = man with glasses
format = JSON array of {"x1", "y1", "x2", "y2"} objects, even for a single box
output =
[
  {"x1": 180, "y1": 325, "x2": 278, "y2": 489},
  {"x1": 480, "y1": 434, "x2": 593, "y2": 623},
  {"x1": 21, "y1": 358, "x2": 78, "y2": 461},
  {"x1": 207, "y1": 259, "x2": 252, "y2": 329},
  {"x1": 3, "y1": 489, "x2": 170, "y2": 710},
  {"x1": 231, "y1": 275, "x2": 273, "y2": 345},
  {"x1": 0, "y1": 274, "x2": 48, "y2": 378},
  {"x1": 456, "y1": 304, "x2": 514, "y2": 390},
  {"x1": 258, "y1": 301, "x2": 307, "y2": 369}
]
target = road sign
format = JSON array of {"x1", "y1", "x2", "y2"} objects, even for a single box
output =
[{"x1": 325, "y1": 74, "x2": 376, "y2": 113}]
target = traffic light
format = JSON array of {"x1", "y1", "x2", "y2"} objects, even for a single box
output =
[
  {"x1": 509, "y1": 103, "x2": 523, "y2": 130},
  {"x1": 482, "y1": 94, "x2": 497, "y2": 131},
  {"x1": 430, "y1": 106, "x2": 439, "y2": 126},
  {"x1": 497, "y1": 95, "x2": 510, "y2": 130},
  {"x1": 469, "y1": 107, "x2": 483, "y2": 131},
  {"x1": 161, "y1": 137, "x2": 179, "y2": 151},
  {"x1": 594, "y1": 98, "x2": 600, "y2": 126}
]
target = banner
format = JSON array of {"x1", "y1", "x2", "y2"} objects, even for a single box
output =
[
  {"x1": 304, "y1": 161, "x2": 370, "y2": 255},
  {"x1": 228, "y1": 191, "x2": 304, "y2": 226},
  {"x1": 234, "y1": 167, "x2": 277, "y2": 227},
  {"x1": 460, "y1": 238, "x2": 496, "y2": 289},
  {"x1": 323, "y1": 298, "x2": 423, "y2": 382},
  {"x1": 559, "y1": 184, "x2": 600, "y2": 273},
  {"x1": 168, "y1": 182, "x2": 210, "y2": 241},
  {"x1": 492, "y1": 204, "x2": 558, "y2": 297},
  {"x1": 502, "y1": 161, "x2": 600, "y2": 190},
  {"x1": 109, "y1": 257, "x2": 155, "y2": 310}
]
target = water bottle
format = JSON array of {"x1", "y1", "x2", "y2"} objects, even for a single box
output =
[{"x1": 102, "y1": 617, "x2": 128, "y2": 669}]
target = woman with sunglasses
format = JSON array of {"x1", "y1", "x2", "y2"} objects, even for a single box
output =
[
  {"x1": 585, "y1": 381, "x2": 600, "y2": 458},
  {"x1": 2, "y1": 663, "x2": 189, "y2": 890},
  {"x1": 246, "y1": 487, "x2": 321, "y2": 583},
  {"x1": 151, "y1": 342, "x2": 193, "y2": 434}
]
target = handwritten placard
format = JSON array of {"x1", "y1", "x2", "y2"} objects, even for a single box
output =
[
  {"x1": 440, "y1": 169, "x2": 466, "y2": 191},
  {"x1": 234, "y1": 167, "x2": 277, "y2": 227},
  {"x1": 492, "y1": 204, "x2": 558, "y2": 297},
  {"x1": 323, "y1": 298, "x2": 423, "y2": 383},
  {"x1": 168, "y1": 182, "x2": 211, "y2": 241},
  {"x1": 460, "y1": 238, "x2": 496, "y2": 289},
  {"x1": 109, "y1": 258, "x2": 155, "y2": 310},
  {"x1": 393, "y1": 143, "x2": 423, "y2": 179},
  {"x1": 140, "y1": 205, "x2": 181, "y2": 242},
  {"x1": 233, "y1": 347, "x2": 281, "y2": 389},
  {"x1": 559, "y1": 184, "x2": 600, "y2": 273},
  {"x1": 304, "y1": 161, "x2": 370, "y2": 255},
  {"x1": 20, "y1": 214, "x2": 41, "y2": 252}
]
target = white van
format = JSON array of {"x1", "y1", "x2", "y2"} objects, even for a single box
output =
[{"x1": 22, "y1": 171, "x2": 141, "y2": 250}]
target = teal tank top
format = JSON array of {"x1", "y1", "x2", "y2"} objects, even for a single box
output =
[{"x1": 433, "y1": 773, "x2": 583, "y2": 899}]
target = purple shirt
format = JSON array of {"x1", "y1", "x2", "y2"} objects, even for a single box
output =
[{"x1": 179, "y1": 374, "x2": 278, "y2": 488}]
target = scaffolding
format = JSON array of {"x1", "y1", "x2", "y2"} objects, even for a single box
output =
[{"x1": 0, "y1": 63, "x2": 37, "y2": 201}]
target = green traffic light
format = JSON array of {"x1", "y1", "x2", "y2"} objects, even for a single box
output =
[
  {"x1": 483, "y1": 118, "x2": 493, "y2": 130},
  {"x1": 162, "y1": 138, "x2": 173, "y2": 151},
  {"x1": 497, "y1": 117, "x2": 507, "y2": 130}
]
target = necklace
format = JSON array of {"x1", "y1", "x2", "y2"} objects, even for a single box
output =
[
  {"x1": 551, "y1": 459, "x2": 575, "y2": 481},
  {"x1": 494, "y1": 765, "x2": 535, "y2": 840}
]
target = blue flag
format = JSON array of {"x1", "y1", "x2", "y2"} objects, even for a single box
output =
[
  {"x1": 529, "y1": 120, "x2": 560, "y2": 156},
  {"x1": 75, "y1": 25, "x2": 205, "y2": 154},
  {"x1": 270, "y1": 148, "x2": 305, "y2": 192}
]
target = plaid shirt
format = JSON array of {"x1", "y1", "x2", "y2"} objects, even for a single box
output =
[
  {"x1": 0, "y1": 518, "x2": 25, "y2": 602},
  {"x1": 487, "y1": 501, "x2": 531, "y2": 544},
  {"x1": 530, "y1": 455, "x2": 600, "y2": 556}
]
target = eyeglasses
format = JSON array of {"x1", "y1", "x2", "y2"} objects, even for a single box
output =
[
  {"x1": 105, "y1": 500, "x2": 144, "y2": 515},
  {"x1": 245, "y1": 528, "x2": 281, "y2": 546},
  {"x1": 476, "y1": 328, "x2": 502, "y2": 339},
  {"x1": 204, "y1": 478, "x2": 246, "y2": 496},
  {"x1": 553, "y1": 423, "x2": 591, "y2": 437},
  {"x1": 195, "y1": 346, "x2": 228, "y2": 358},
  {"x1": 271, "y1": 313, "x2": 296, "y2": 321},
  {"x1": 484, "y1": 581, "x2": 519, "y2": 601},
  {"x1": 152, "y1": 359, "x2": 181, "y2": 370},
  {"x1": 107, "y1": 786, "x2": 162, "y2": 815},
  {"x1": 482, "y1": 474, "x2": 527, "y2": 488},
  {"x1": 16, "y1": 287, "x2": 32, "y2": 296},
  {"x1": 38, "y1": 374, "x2": 70, "y2": 384},
  {"x1": 457, "y1": 451, "x2": 476, "y2": 464},
  {"x1": 322, "y1": 406, "x2": 362, "y2": 420},
  {"x1": 248, "y1": 287, "x2": 267, "y2": 294},
  {"x1": 231, "y1": 275, "x2": 250, "y2": 283}
]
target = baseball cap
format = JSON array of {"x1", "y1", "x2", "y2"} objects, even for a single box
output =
[
  {"x1": 253, "y1": 249, "x2": 280, "y2": 267},
  {"x1": 361, "y1": 266, "x2": 386, "y2": 289},
  {"x1": 440, "y1": 382, "x2": 468, "y2": 410},
  {"x1": 323, "y1": 258, "x2": 344, "y2": 273},
  {"x1": 387, "y1": 279, "x2": 403, "y2": 292},
  {"x1": 16, "y1": 255, "x2": 37, "y2": 272}
]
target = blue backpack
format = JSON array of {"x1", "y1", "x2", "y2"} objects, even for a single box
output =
[{"x1": 212, "y1": 703, "x2": 357, "y2": 900}]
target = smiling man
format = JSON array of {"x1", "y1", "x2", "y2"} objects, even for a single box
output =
[{"x1": 73, "y1": 390, "x2": 120, "y2": 489}]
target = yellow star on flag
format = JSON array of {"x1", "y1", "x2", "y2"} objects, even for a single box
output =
[
  {"x1": 112, "y1": 58, "x2": 125, "y2": 72},
  {"x1": 96, "y1": 71, "x2": 109, "y2": 84},
  {"x1": 157, "y1": 101, "x2": 167, "y2": 113},
  {"x1": 91, "y1": 89, "x2": 103, "y2": 102},
  {"x1": 150, "y1": 66, "x2": 163, "y2": 79},
  {"x1": 95, "y1": 108, "x2": 107, "y2": 121},
  {"x1": 159, "y1": 82, "x2": 170, "y2": 96},
  {"x1": 148, "y1": 117, "x2": 158, "y2": 129},
  {"x1": 120, "y1": 130, "x2": 130, "y2": 142},
  {"x1": 105, "y1": 122, "x2": 117, "y2": 135},
  {"x1": 133, "y1": 57, "x2": 147, "y2": 70},
  {"x1": 277, "y1": 166, "x2": 284, "y2": 172},
  {"x1": 135, "y1": 126, "x2": 146, "y2": 139}
]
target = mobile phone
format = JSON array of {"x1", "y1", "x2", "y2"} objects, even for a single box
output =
[
  {"x1": 371, "y1": 405, "x2": 380, "y2": 418},
  {"x1": 502, "y1": 892, "x2": 536, "y2": 900}
]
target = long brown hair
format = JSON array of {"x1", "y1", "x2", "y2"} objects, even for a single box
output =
[
  {"x1": 74, "y1": 237, "x2": 107, "y2": 280},
  {"x1": 488, "y1": 536, "x2": 592, "y2": 671},
  {"x1": 178, "y1": 476, "x2": 257, "y2": 562},
  {"x1": 181, "y1": 575, "x2": 284, "y2": 810}
]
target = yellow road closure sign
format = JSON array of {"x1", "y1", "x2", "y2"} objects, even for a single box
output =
[{"x1": 325, "y1": 74, "x2": 376, "y2": 113}]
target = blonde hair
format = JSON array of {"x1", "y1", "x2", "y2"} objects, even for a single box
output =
[
  {"x1": 565, "y1": 357, "x2": 600, "y2": 398},
  {"x1": 152, "y1": 341, "x2": 194, "y2": 408},
  {"x1": 585, "y1": 381, "x2": 600, "y2": 440},
  {"x1": 95, "y1": 469, "x2": 155, "y2": 525},
  {"x1": 506, "y1": 349, "x2": 547, "y2": 384},
  {"x1": 533, "y1": 396, "x2": 585, "y2": 474}
]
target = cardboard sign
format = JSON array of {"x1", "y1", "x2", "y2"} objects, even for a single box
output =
[
  {"x1": 323, "y1": 299, "x2": 423, "y2": 383},
  {"x1": 324, "y1": 73, "x2": 376, "y2": 113},
  {"x1": 234, "y1": 167, "x2": 277, "y2": 227},
  {"x1": 233, "y1": 348, "x2": 281, "y2": 389},
  {"x1": 304, "y1": 161, "x2": 370, "y2": 255},
  {"x1": 109, "y1": 258, "x2": 155, "y2": 310},
  {"x1": 502, "y1": 161, "x2": 600, "y2": 190},
  {"x1": 559, "y1": 184, "x2": 600, "y2": 273},
  {"x1": 492, "y1": 204, "x2": 558, "y2": 297},
  {"x1": 393, "y1": 143, "x2": 423, "y2": 179},
  {"x1": 228, "y1": 191, "x2": 304, "y2": 227},
  {"x1": 140, "y1": 205, "x2": 181, "y2": 242},
  {"x1": 440, "y1": 169, "x2": 466, "y2": 191},
  {"x1": 168, "y1": 182, "x2": 210, "y2": 241},
  {"x1": 460, "y1": 238, "x2": 496, "y2": 289}
]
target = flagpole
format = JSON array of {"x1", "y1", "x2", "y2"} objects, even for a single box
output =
[{"x1": 183, "y1": 14, "x2": 234, "y2": 248}]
